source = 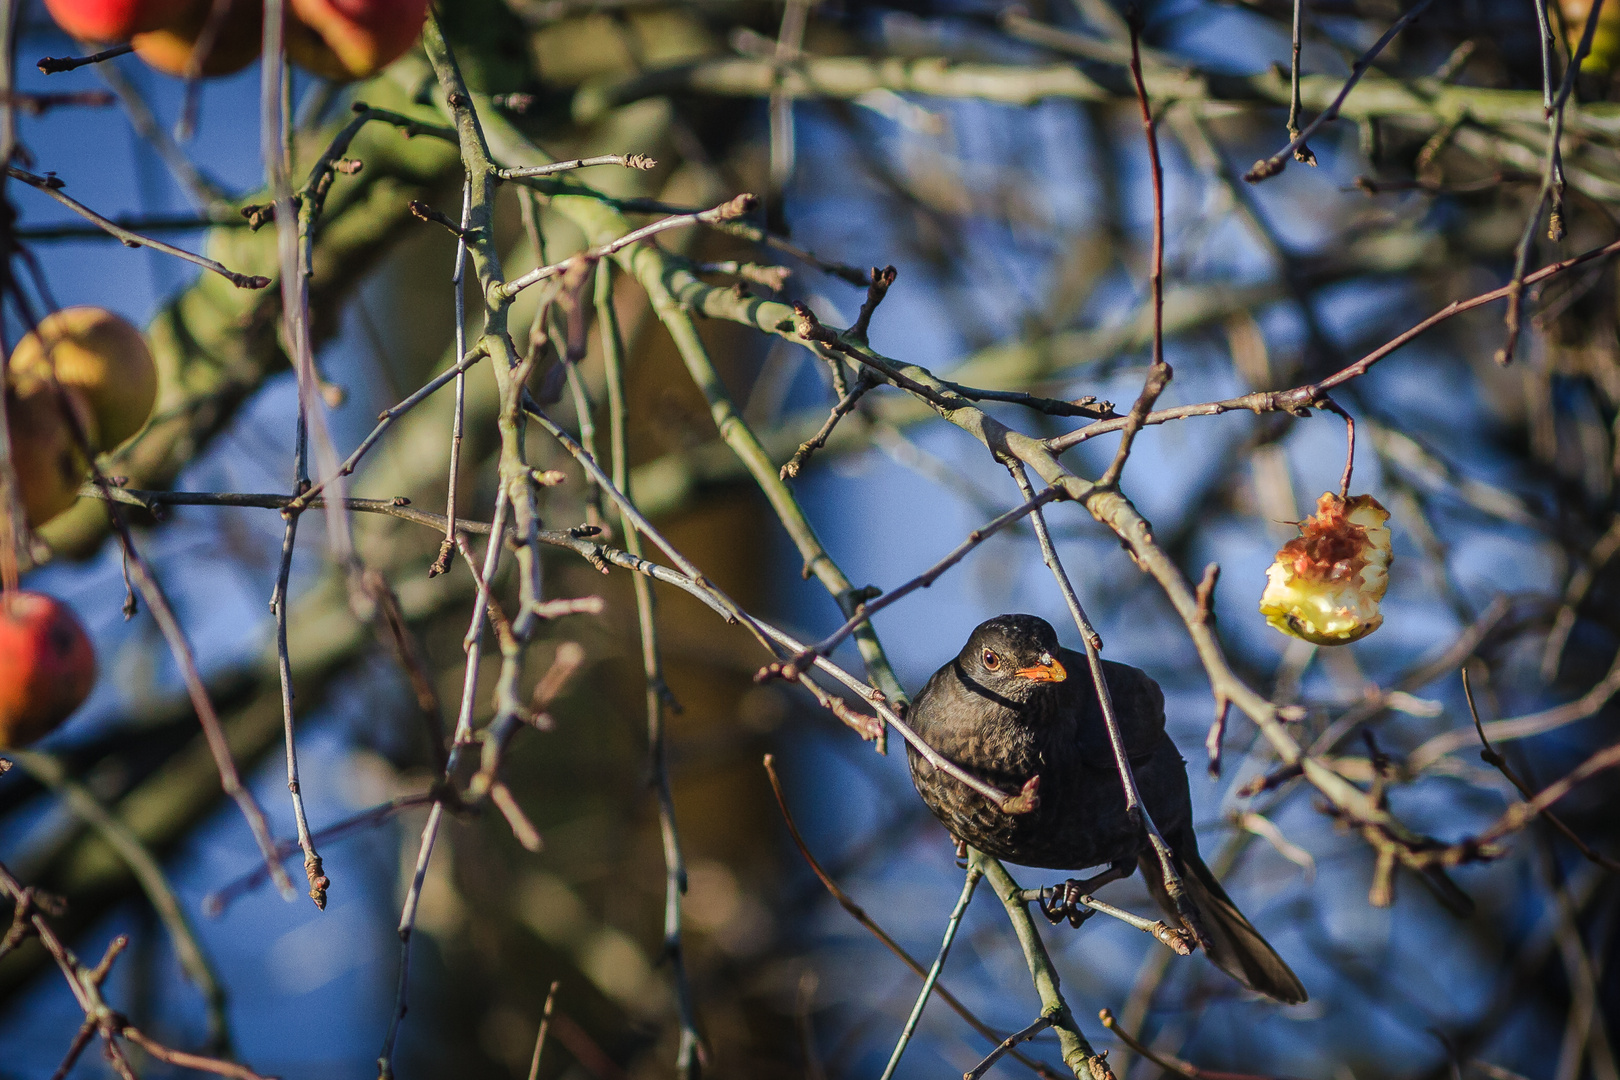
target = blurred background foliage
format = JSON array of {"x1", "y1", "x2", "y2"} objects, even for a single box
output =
[{"x1": 0, "y1": 0, "x2": 1618, "y2": 1078}]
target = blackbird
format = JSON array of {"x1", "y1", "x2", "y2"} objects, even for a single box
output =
[{"x1": 906, "y1": 614, "x2": 1307, "y2": 1004}]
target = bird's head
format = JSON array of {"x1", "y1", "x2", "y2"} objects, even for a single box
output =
[{"x1": 955, "y1": 614, "x2": 1067, "y2": 703}]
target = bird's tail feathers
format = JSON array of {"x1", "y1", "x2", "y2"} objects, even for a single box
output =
[{"x1": 1139, "y1": 844, "x2": 1308, "y2": 1005}]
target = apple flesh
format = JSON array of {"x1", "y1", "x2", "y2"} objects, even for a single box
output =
[
  {"x1": 9, "y1": 307, "x2": 157, "y2": 452},
  {"x1": 286, "y1": 0, "x2": 429, "y2": 81},
  {"x1": 0, "y1": 591, "x2": 96, "y2": 749},
  {"x1": 42, "y1": 0, "x2": 197, "y2": 44}
]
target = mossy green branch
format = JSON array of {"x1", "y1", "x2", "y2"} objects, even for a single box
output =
[
  {"x1": 634, "y1": 261, "x2": 909, "y2": 709},
  {"x1": 573, "y1": 54, "x2": 1620, "y2": 139},
  {"x1": 973, "y1": 851, "x2": 1114, "y2": 1080},
  {"x1": 478, "y1": 107, "x2": 911, "y2": 710}
]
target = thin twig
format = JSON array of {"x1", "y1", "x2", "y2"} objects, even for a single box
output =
[
  {"x1": 85, "y1": 485, "x2": 493, "y2": 533},
  {"x1": 378, "y1": 487, "x2": 510, "y2": 1079},
  {"x1": 497, "y1": 193, "x2": 757, "y2": 299},
  {"x1": 877, "y1": 867, "x2": 982, "y2": 1080},
  {"x1": 202, "y1": 793, "x2": 437, "y2": 914},
  {"x1": 780, "y1": 371, "x2": 877, "y2": 479},
  {"x1": 430, "y1": 179, "x2": 474, "y2": 578},
  {"x1": 1098, "y1": 1009, "x2": 1298, "y2": 1080},
  {"x1": 1046, "y1": 232, "x2": 1620, "y2": 454},
  {"x1": 528, "y1": 981, "x2": 561, "y2": 1080},
  {"x1": 102, "y1": 488, "x2": 295, "y2": 899},
  {"x1": 263, "y1": 0, "x2": 330, "y2": 910},
  {"x1": 5, "y1": 166, "x2": 269, "y2": 288},
  {"x1": 36, "y1": 43, "x2": 133, "y2": 74},
  {"x1": 1009, "y1": 460, "x2": 1201, "y2": 941},
  {"x1": 966, "y1": 1017, "x2": 1057, "y2": 1080},
  {"x1": 175, "y1": 0, "x2": 235, "y2": 138},
  {"x1": 497, "y1": 152, "x2": 655, "y2": 179},
  {"x1": 1013, "y1": 885, "x2": 1195, "y2": 953},
  {"x1": 287, "y1": 343, "x2": 489, "y2": 512},
  {"x1": 772, "y1": 484, "x2": 1062, "y2": 675},
  {"x1": 1462, "y1": 670, "x2": 1620, "y2": 871},
  {"x1": 1098, "y1": 19, "x2": 1172, "y2": 490},
  {"x1": 1494, "y1": 0, "x2": 1606, "y2": 364},
  {"x1": 1244, "y1": 0, "x2": 1436, "y2": 182},
  {"x1": 1317, "y1": 397, "x2": 1356, "y2": 497},
  {"x1": 1285, "y1": 0, "x2": 1316, "y2": 165},
  {"x1": 600, "y1": 258, "x2": 706, "y2": 1075}
]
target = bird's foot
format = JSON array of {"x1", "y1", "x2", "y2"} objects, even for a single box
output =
[
  {"x1": 954, "y1": 840, "x2": 969, "y2": 869},
  {"x1": 1037, "y1": 881, "x2": 1098, "y2": 928},
  {"x1": 1035, "y1": 861, "x2": 1135, "y2": 929}
]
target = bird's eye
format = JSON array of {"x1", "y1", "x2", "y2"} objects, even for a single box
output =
[{"x1": 982, "y1": 649, "x2": 1000, "y2": 670}]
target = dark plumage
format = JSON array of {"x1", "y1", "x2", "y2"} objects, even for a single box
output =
[{"x1": 906, "y1": 614, "x2": 1308, "y2": 1004}]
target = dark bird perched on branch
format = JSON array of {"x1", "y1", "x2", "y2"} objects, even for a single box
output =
[{"x1": 906, "y1": 614, "x2": 1308, "y2": 1004}]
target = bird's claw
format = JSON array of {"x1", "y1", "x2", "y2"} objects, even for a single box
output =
[{"x1": 1037, "y1": 881, "x2": 1096, "y2": 928}]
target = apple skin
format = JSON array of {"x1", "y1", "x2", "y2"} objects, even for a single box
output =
[
  {"x1": 8, "y1": 307, "x2": 157, "y2": 452},
  {"x1": 42, "y1": 0, "x2": 199, "y2": 44},
  {"x1": 133, "y1": 0, "x2": 263, "y2": 76},
  {"x1": 129, "y1": 0, "x2": 425, "y2": 81},
  {"x1": 0, "y1": 591, "x2": 96, "y2": 749},
  {"x1": 4, "y1": 379, "x2": 93, "y2": 527},
  {"x1": 286, "y1": 0, "x2": 430, "y2": 81}
]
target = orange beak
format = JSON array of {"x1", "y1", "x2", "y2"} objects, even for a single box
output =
[{"x1": 1014, "y1": 654, "x2": 1067, "y2": 683}]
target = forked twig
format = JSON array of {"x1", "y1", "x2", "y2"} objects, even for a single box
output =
[
  {"x1": 762, "y1": 755, "x2": 1061, "y2": 1080},
  {"x1": 1099, "y1": 1009, "x2": 1301, "y2": 1080},
  {"x1": 965, "y1": 1016, "x2": 1057, "y2": 1080},
  {"x1": 6, "y1": 166, "x2": 269, "y2": 288},
  {"x1": 1244, "y1": 0, "x2": 1436, "y2": 182},
  {"x1": 1462, "y1": 669, "x2": 1620, "y2": 872},
  {"x1": 877, "y1": 867, "x2": 982, "y2": 1080}
]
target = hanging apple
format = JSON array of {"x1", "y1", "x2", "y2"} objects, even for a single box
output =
[
  {"x1": 42, "y1": 0, "x2": 197, "y2": 44},
  {"x1": 285, "y1": 0, "x2": 431, "y2": 81},
  {"x1": 1259, "y1": 492, "x2": 1393, "y2": 646},
  {"x1": 0, "y1": 591, "x2": 96, "y2": 748}
]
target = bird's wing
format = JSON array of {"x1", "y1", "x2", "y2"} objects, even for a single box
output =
[
  {"x1": 905, "y1": 657, "x2": 978, "y2": 753},
  {"x1": 1065, "y1": 650, "x2": 1167, "y2": 766}
]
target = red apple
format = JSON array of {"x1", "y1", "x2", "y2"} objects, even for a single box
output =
[
  {"x1": 43, "y1": 0, "x2": 199, "y2": 44},
  {"x1": 286, "y1": 0, "x2": 429, "y2": 81},
  {"x1": 0, "y1": 591, "x2": 96, "y2": 748},
  {"x1": 133, "y1": 0, "x2": 262, "y2": 76}
]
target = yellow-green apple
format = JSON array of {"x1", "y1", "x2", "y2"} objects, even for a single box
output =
[{"x1": 8, "y1": 307, "x2": 156, "y2": 452}]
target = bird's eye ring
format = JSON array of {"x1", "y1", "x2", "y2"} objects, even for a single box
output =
[{"x1": 982, "y1": 649, "x2": 1000, "y2": 670}]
